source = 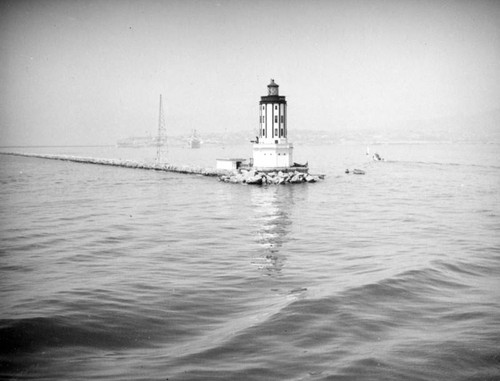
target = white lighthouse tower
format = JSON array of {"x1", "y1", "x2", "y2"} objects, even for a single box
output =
[{"x1": 252, "y1": 79, "x2": 295, "y2": 171}]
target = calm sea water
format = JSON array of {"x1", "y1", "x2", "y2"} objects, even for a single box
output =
[{"x1": 1, "y1": 143, "x2": 499, "y2": 380}]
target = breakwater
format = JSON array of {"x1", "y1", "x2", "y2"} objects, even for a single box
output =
[
  {"x1": 1, "y1": 152, "x2": 325, "y2": 184},
  {"x1": 0, "y1": 152, "x2": 232, "y2": 177}
]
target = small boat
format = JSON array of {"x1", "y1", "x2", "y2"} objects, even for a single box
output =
[
  {"x1": 353, "y1": 169, "x2": 365, "y2": 175},
  {"x1": 373, "y1": 153, "x2": 384, "y2": 161}
]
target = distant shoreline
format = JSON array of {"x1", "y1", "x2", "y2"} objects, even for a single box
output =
[
  {"x1": 0, "y1": 145, "x2": 114, "y2": 149},
  {"x1": 1, "y1": 140, "x2": 499, "y2": 149}
]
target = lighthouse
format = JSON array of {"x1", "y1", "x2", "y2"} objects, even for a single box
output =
[{"x1": 252, "y1": 79, "x2": 295, "y2": 171}]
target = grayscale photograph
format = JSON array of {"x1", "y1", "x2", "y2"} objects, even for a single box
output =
[{"x1": 1, "y1": 0, "x2": 499, "y2": 380}]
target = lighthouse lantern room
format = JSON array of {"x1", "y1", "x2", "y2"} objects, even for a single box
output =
[{"x1": 252, "y1": 79, "x2": 294, "y2": 171}]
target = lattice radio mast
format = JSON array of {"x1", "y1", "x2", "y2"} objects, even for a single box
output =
[{"x1": 155, "y1": 94, "x2": 168, "y2": 164}]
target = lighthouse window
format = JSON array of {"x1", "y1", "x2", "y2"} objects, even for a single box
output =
[
  {"x1": 280, "y1": 129, "x2": 283, "y2": 135},
  {"x1": 275, "y1": 105, "x2": 278, "y2": 110},
  {"x1": 280, "y1": 115, "x2": 284, "y2": 123},
  {"x1": 274, "y1": 116, "x2": 278, "y2": 123}
]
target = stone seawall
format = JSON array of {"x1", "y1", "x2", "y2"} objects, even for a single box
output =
[{"x1": 0, "y1": 152, "x2": 232, "y2": 177}]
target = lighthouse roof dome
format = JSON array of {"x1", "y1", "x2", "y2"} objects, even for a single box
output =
[{"x1": 268, "y1": 79, "x2": 279, "y2": 87}]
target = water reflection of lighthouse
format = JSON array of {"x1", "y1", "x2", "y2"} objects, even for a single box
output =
[{"x1": 250, "y1": 186, "x2": 295, "y2": 276}]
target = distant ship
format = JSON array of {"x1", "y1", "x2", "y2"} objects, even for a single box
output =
[{"x1": 188, "y1": 130, "x2": 201, "y2": 148}]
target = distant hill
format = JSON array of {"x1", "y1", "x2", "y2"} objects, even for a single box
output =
[
  {"x1": 118, "y1": 109, "x2": 500, "y2": 146},
  {"x1": 291, "y1": 109, "x2": 500, "y2": 144}
]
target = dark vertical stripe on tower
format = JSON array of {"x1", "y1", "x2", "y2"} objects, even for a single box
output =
[
  {"x1": 284, "y1": 103, "x2": 287, "y2": 138},
  {"x1": 271, "y1": 104, "x2": 274, "y2": 138},
  {"x1": 265, "y1": 105, "x2": 267, "y2": 138},
  {"x1": 280, "y1": 104, "x2": 283, "y2": 137}
]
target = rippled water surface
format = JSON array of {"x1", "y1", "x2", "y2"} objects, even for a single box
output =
[{"x1": 1, "y1": 143, "x2": 499, "y2": 380}]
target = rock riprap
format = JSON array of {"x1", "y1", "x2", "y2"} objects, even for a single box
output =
[{"x1": 219, "y1": 170, "x2": 324, "y2": 185}]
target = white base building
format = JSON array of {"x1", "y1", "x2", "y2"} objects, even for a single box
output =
[{"x1": 252, "y1": 141, "x2": 293, "y2": 170}]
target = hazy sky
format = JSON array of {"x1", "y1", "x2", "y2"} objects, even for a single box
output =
[{"x1": 1, "y1": 0, "x2": 499, "y2": 145}]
